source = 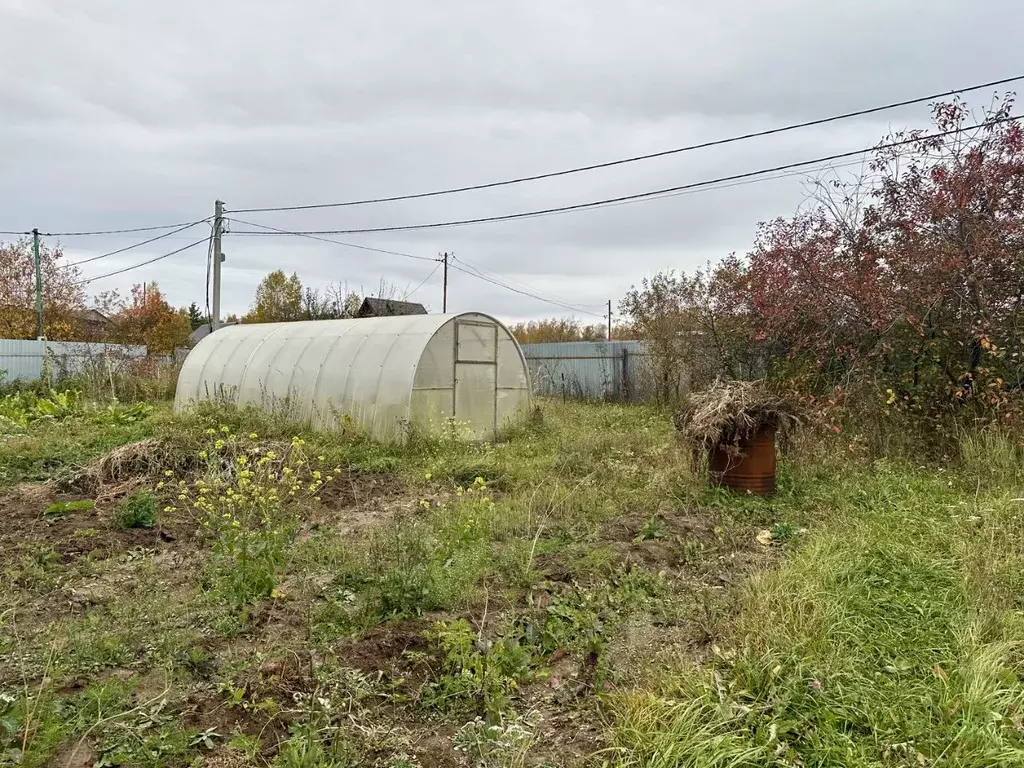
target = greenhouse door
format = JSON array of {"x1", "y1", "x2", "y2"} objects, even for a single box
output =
[{"x1": 454, "y1": 320, "x2": 498, "y2": 440}]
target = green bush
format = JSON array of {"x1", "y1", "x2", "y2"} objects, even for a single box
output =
[{"x1": 116, "y1": 490, "x2": 157, "y2": 529}]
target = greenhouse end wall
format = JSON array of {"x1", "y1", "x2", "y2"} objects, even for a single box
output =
[{"x1": 174, "y1": 313, "x2": 530, "y2": 442}]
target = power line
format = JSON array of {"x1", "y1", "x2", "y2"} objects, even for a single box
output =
[
  {"x1": 37, "y1": 221, "x2": 206, "y2": 237},
  {"x1": 407, "y1": 262, "x2": 442, "y2": 297},
  {"x1": 224, "y1": 218, "x2": 441, "y2": 262},
  {"x1": 225, "y1": 154, "x2": 870, "y2": 248},
  {"x1": 228, "y1": 218, "x2": 599, "y2": 314},
  {"x1": 242, "y1": 114, "x2": 1022, "y2": 235},
  {"x1": 452, "y1": 255, "x2": 607, "y2": 313},
  {"x1": 64, "y1": 220, "x2": 209, "y2": 267},
  {"x1": 72, "y1": 236, "x2": 211, "y2": 286},
  {"x1": 448, "y1": 262, "x2": 605, "y2": 318},
  {"x1": 230, "y1": 74, "x2": 1024, "y2": 214}
]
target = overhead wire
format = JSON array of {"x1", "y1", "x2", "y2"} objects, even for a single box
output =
[
  {"x1": 38, "y1": 221, "x2": 207, "y2": 237},
  {"x1": 72, "y1": 236, "x2": 212, "y2": 286},
  {"x1": 232, "y1": 158, "x2": 877, "y2": 317},
  {"x1": 451, "y1": 255, "x2": 606, "y2": 314},
  {"x1": 229, "y1": 219, "x2": 601, "y2": 316},
  {"x1": 407, "y1": 262, "x2": 442, "y2": 298},
  {"x1": 224, "y1": 218, "x2": 441, "y2": 262},
  {"x1": 233, "y1": 113, "x2": 1023, "y2": 235},
  {"x1": 230, "y1": 74, "x2": 1024, "y2": 213},
  {"x1": 447, "y1": 262, "x2": 605, "y2": 317},
  {"x1": 204, "y1": 221, "x2": 215, "y2": 321},
  {"x1": 64, "y1": 220, "x2": 209, "y2": 267}
]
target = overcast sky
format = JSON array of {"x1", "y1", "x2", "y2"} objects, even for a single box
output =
[{"x1": 1, "y1": 0, "x2": 1020, "y2": 323}]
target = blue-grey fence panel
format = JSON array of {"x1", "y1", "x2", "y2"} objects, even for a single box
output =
[
  {"x1": 0, "y1": 339, "x2": 148, "y2": 382},
  {"x1": 520, "y1": 340, "x2": 648, "y2": 401}
]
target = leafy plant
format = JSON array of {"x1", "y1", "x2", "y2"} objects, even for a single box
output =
[
  {"x1": 422, "y1": 619, "x2": 532, "y2": 719},
  {"x1": 770, "y1": 521, "x2": 803, "y2": 542},
  {"x1": 454, "y1": 710, "x2": 541, "y2": 768},
  {"x1": 0, "y1": 389, "x2": 84, "y2": 428},
  {"x1": 635, "y1": 516, "x2": 667, "y2": 542},
  {"x1": 116, "y1": 489, "x2": 157, "y2": 529},
  {"x1": 43, "y1": 499, "x2": 95, "y2": 522}
]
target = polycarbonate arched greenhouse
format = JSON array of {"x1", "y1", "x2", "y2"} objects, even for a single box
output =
[{"x1": 174, "y1": 313, "x2": 531, "y2": 442}]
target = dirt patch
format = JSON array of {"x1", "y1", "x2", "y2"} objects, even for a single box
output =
[
  {"x1": 336, "y1": 618, "x2": 434, "y2": 685},
  {"x1": 0, "y1": 487, "x2": 196, "y2": 570},
  {"x1": 48, "y1": 740, "x2": 98, "y2": 768},
  {"x1": 601, "y1": 508, "x2": 770, "y2": 576},
  {"x1": 406, "y1": 725, "x2": 460, "y2": 768},
  {"x1": 308, "y1": 472, "x2": 407, "y2": 535}
]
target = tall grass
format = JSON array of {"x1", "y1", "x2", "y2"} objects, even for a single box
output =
[{"x1": 610, "y1": 446, "x2": 1024, "y2": 767}]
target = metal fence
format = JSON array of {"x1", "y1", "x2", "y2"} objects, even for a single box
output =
[
  {"x1": 520, "y1": 340, "x2": 659, "y2": 402},
  {"x1": 0, "y1": 339, "x2": 148, "y2": 383}
]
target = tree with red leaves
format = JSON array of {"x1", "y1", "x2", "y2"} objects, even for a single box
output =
[
  {"x1": 0, "y1": 237, "x2": 85, "y2": 340},
  {"x1": 105, "y1": 282, "x2": 191, "y2": 354},
  {"x1": 745, "y1": 96, "x2": 1024, "y2": 421}
]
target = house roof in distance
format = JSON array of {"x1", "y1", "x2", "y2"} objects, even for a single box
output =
[{"x1": 356, "y1": 297, "x2": 428, "y2": 317}]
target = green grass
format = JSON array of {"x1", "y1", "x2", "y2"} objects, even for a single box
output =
[
  {"x1": 610, "y1": 457, "x2": 1024, "y2": 767},
  {"x1": 3, "y1": 395, "x2": 1023, "y2": 766}
]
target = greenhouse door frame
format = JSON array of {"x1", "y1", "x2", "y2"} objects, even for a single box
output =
[{"x1": 452, "y1": 319, "x2": 499, "y2": 439}]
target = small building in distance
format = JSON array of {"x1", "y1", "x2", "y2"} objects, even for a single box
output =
[
  {"x1": 356, "y1": 297, "x2": 427, "y2": 318},
  {"x1": 72, "y1": 309, "x2": 112, "y2": 340}
]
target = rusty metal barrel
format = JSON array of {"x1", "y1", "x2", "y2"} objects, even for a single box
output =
[{"x1": 708, "y1": 428, "x2": 777, "y2": 496}]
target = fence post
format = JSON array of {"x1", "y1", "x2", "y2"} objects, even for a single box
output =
[{"x1": 621, "y1": 348, "x2": 629, "y2": 401}]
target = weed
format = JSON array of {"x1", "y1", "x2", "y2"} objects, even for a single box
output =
[
  {"x1": 42, "y1": 499, "x2": 95, "y2": 523},
  {"x1": 635, "y1": 516, "x2": 667, "y2": 542},
  {"x1": 454, "y1": 710, "x2": 542, "y2": 768},
  {"x1": 422, "y1": 619, "x2": 533, "y2": 720},
  {"x1": 768, "y1": 521, "x2": 803, "y2": 542},
  {"x1": 167, "y1": 428, "x2": 330, "y2": 606},
  {"x1": 115, "y1": 489, "x2": 157, "y2": 529}
]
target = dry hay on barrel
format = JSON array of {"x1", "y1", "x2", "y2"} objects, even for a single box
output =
[{"x1": 673, "y1": 379, "x2": 804, "y2": 450}]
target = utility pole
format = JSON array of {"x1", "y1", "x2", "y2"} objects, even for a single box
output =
[
  {"x1": 32, "y1": 228, "x2": 43, "y2": 339},
  {"x1": 212, "y1": 200, "x2": 224, "y2": 330},
  {"x1": 442, "y1": 252, "x2": 449, "y2": 313},
  {"x1": 607, "y1": 299, "x2": 612, "y2": 341}
]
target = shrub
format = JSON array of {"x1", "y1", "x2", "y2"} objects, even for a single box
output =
[{"x1": 116, "y1": 490, "x2": 157, "y2": 529}]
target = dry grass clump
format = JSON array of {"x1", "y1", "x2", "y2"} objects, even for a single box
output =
[
  {"x1": 673, "y1": 379, "x2": 805, "y2": 449},
  {"x1": 58, "y1": 439, "x2": 189, "y2": 495}
]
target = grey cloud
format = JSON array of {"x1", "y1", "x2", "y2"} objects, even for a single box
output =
[{"x1": 1, "y1": 0, "x2": 1021, "y2": 323}]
